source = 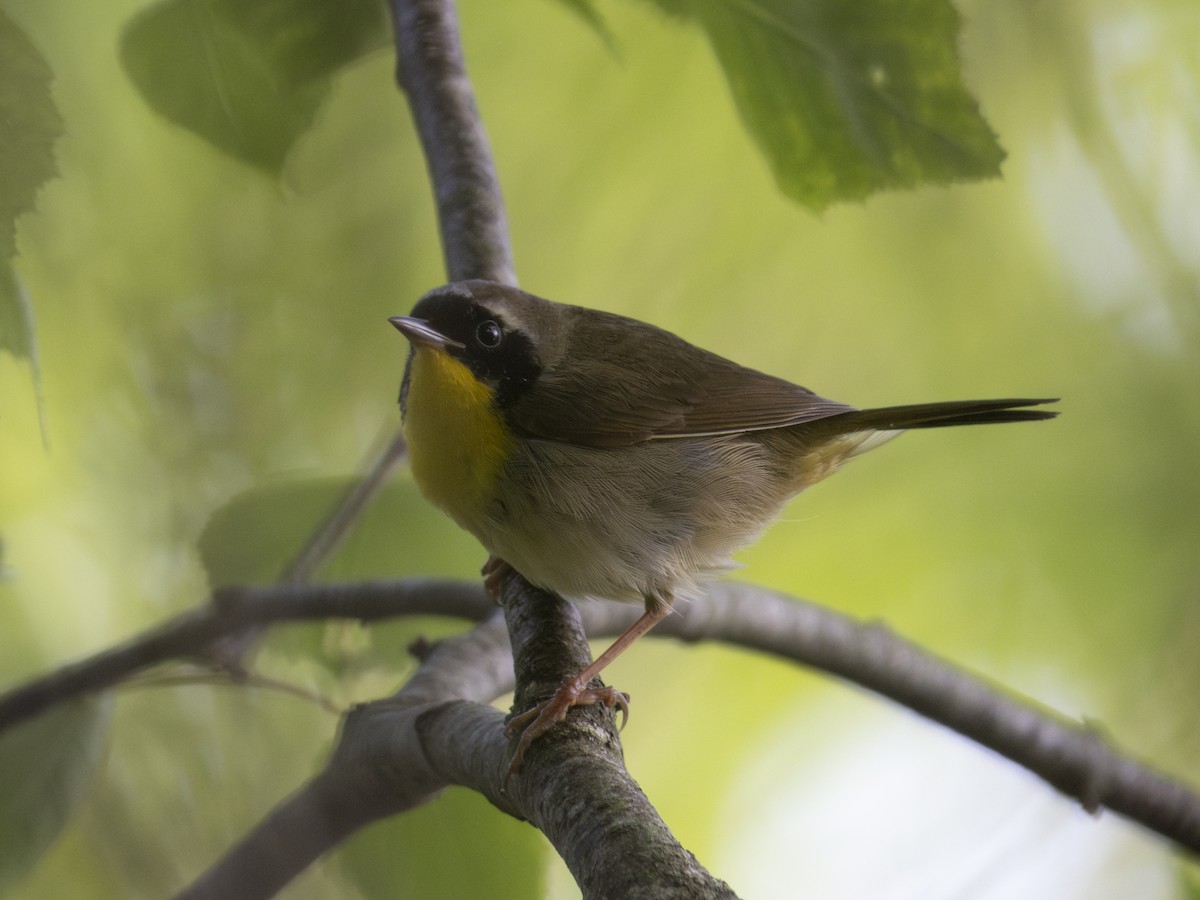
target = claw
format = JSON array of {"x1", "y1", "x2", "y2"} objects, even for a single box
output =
[
  {"x1": 505, "y1": 678, "x2": 630, "y2": 775},
  {"x1": 502, "y1": 604, "x2": 670, "y2": 776}
]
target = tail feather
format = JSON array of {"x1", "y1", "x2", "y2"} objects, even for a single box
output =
[
  {"x1": 828, "y1": 398, "x2": 1059, "y2": 433},
  {"x1": 777, "y1": 398, "x2": 1056, "y2": 491}
]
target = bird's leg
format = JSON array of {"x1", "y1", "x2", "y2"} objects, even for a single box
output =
[
  {"x1": 481, "y1": 556, "x2": 512, "y2": 605},
  {"x1": 505, "y1": 602, "x2": 672, "y2": 775}
]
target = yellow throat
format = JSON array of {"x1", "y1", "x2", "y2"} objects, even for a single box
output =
[{"x1": 403, "y1": 346, "x2": 513, "y2": 536}]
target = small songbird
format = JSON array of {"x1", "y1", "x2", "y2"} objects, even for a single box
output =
[{"x1": 390, "y1": 280, "x2": 1056, "y2": 771}]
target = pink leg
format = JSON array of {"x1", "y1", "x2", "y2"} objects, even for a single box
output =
[
  {"x1": 505, "y1": 603, "x2": 672, "y2": 775},
  {"x1": 481, "y1": 556, "x2": 512, "y2": 605}
]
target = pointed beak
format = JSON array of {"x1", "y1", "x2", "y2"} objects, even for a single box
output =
[{"x1": 388, "y1": 316, "x2": 465, "y2": 351}]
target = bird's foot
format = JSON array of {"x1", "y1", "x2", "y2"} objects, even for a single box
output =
[
  {"x1": 505, "y1": 676, "x2": 630, "y2": 775},
  {"x1": 481, "y1": 556, "x2": 512, "y2": 605}
]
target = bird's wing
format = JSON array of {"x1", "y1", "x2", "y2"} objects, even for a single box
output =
[{"x1": 506, "y1": 313, "x2": 855, "y2": 448}]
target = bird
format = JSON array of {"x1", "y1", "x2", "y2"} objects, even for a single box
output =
[{"x1": 389, "y1": 279, "x2": 1056, "y2": 772}]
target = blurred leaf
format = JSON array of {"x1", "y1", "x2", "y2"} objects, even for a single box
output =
[
  {"x1": 552, "y1": 0, "x2": 617, "y2": 46},
  {"x1": 200, "y1": 475, "x2": 480, "y2": 673},
  {"x1": 0, "y1": 10, "x2": 62, "y2": 258},
  {"x1": 0, "y1": 698, "x2": 110, "y2": 894},
  {"x1": 0, "y1": 267, "x2": 48, "y2": 445},
  {"x1": 119, "y1": 0, "x2": 389, "y2": 173},
  {"x1": 1182, "y1": 867, "x2": 1200, "y2": 900},
  {"x1": 338, "y1": 787, "x2": 546, "y2": 899},
  {"x1": 199, "y1": 475, "x2": 478, "y2": 587},
  {"x1": 643, "y1": 0, "x2": 1005, "y2": 209},
  {"x1": 0, "y1": 264, "x2": 33, "y2": 361},
  {"x1": 0, "y1": 10, "x2": 62, "y2": 362},
  {"x1": 200, "y1": 477, "x2": 355, "y2": 586}
]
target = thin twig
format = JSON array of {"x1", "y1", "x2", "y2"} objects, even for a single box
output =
[
  {"x1": 121, "y1": 667, "x2": 345, "y2": 716},
  {"x1": 279, "y1": 429, "x2": 410, "y2": 585}
]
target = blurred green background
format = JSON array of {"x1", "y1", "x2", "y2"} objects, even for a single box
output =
[{"x1": 2, "y1": 0, "x2": 1198, "y2": 897}]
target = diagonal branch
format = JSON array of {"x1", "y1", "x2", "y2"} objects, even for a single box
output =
[{"x1": 175, "y1": 613, "x2": 515, "y2": 900}]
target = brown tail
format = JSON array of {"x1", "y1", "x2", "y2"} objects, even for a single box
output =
[{"x1": 827, "y1": 398, "x2": 1059, "y2": 433}]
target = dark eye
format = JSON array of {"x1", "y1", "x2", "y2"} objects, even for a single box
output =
[{"x1": 475, "y1": 320, "x2": 503, "y2": 348}]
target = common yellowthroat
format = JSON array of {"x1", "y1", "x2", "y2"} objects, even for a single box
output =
[{"x1": 390, "y1": 280, "x2": 1056, "y2": 771}]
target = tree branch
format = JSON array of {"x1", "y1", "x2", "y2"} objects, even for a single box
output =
[
  {"x1": 386, "y1": 2, "x2": 730, "y2": 892},
  {"x1": 180, "y1": 581, "x2": 739, "y2": 900},
  {"x1": 391, "y1": 0, "x2": 516, "y2": 285},
  {"x1": 496, "y1": 573, "x2": 738, "y2": 897},
  {"x1": 177, "y1": 614, "x2": 514, "y2": 900},
  {"x1": 0, "y1": 579, "x2": 490, "y2": 733},
  {"x1": 8, "y1": 575, "x2": 1198, "y2": 878},
  {"x1": 254, "y1": 0, "x2": 520, "y2": 632},
  {"x1": 170, "y1": 576, "x2": 1200, "y2": 897},
  {"x1": 653, "y1": 584, "x2": 1200, "y2": 855},
  {"x1": 24, "y1": 0, "x2": 1187, "y2": 894}
]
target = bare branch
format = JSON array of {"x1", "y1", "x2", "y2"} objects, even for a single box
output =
[
  {"x1": 8, "y1": 576, "x2": 1200, "y2": 862},
  {"x1": 653, "y1": 584, "x2": 1200, "y2": 855},
  {"x1": 264, "y1": 0, "x2": 519, "y2": 621},
  {"x1": 258, "y1": 0, "x2": 520, "y2": 641},
  {"x1": 176, "y1": 616, "x2": 513, "y2": 900},
  {"x1": 0, "y1": 579, "x2": 490, "y2": 733},
  {"x1": 383, "y1": 2, "x2": 732, "y2": 892},
  {"x1": 495, "y1": 573, "x2": 739, "y2": 897},
  {"x1": 390, "y1": 0, "x2": 516, "y2": 284},
  {"x1": 182, "y1": 586, "x2": 739, "y2": 900}
]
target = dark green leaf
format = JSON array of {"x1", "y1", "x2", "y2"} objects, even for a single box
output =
[
  {"x1": 646, "y1": 0, "x2": 1005, "y2": 209},
  {"x1": 0, "y1": 10, "x2": 62, "y2": 259},
  {"x1": 0, "y1": 10, "x2": 62, "y2": 362},
  {"x1": 0, "y1": 699, "x2": 110, "y2": 894},
  {"x1": 119, "y1": 0, "x2": 388, "y2": 174}
]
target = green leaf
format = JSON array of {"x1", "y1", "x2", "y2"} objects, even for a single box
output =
[
  {"x1": 647, "y1": 0, "x2": 1005, "y2": 209},
  {"x1": 0, "y1": 699, "x2": 110, "y2": 894},
  {"x1": 0, "y1": 10, "x2": 62, "y2": 363},
  {"x1": 119, "y1": 0, "x2": 388, "y2": 174},
  {"x1": 338, "y1": 787, "x2": 547, "y2": 900},
  {"x1": 0, "y1": 266, "x2": 47, "y2": 445},
  {"x1": 0, "y1": 10, "x2": 62, "y2": 259},
  {"x1": 199, "y1": 475, "x2": 483, "y2": 675},
  {"x1": 198, "y1": 475, "x2": 478, "y2": 588}
]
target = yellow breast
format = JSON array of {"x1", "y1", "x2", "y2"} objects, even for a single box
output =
[{"x1": 403, "y1": 347, "x2": 513, "y2": 537}]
